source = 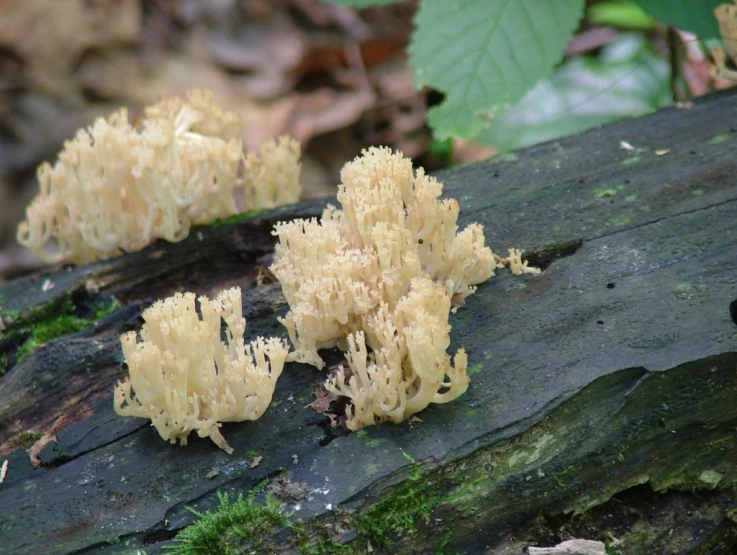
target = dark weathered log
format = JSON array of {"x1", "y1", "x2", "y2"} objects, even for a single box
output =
[{"x1": 1, "y1": 89, "x2": 736, "y2": 555}]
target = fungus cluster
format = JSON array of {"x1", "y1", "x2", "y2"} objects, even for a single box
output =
[
  {"x1": 114, "y1": 287, "x2": 288, "y2": 454},
  {"x1": 15, "y1": 93, "x2": 536, "y2": 448},
  {"x1": 17, "y1": 88, "x2": 301, "y2": 264},
  {"x1": 270, "y1": 147, "x2": 499, "y2": 429}
]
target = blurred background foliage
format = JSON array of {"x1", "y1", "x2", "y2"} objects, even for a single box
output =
[{"x1": 0, "y1": 0, "x2": 733, "y2": 280}]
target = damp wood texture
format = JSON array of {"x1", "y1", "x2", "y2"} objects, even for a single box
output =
[{"x1": 1, "y1": 89, "x2": 736, "y2": 555}]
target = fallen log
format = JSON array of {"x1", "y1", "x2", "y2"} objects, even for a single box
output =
[{"x1": 1, "y1": 88, "x2": 736, "y2": 554}]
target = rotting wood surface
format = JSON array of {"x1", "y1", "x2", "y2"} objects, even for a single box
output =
[{"x1": 1, "y1": 89, "x2": 736, "y2": 554}]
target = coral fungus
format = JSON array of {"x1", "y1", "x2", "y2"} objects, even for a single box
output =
[
  {"x1": 18, "y1": 88, "x2": 301, "y2": 264},
  {"x1": 271, "y1": 147, "x2": 497, "y2": 429},
  {"x1": 114, "y1": 287, "x2": 288, "y2": 453}
]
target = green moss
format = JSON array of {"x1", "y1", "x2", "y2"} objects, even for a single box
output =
[
  {"x1": 15, "y1": 341, "x2": 36, "y2": 362},
  {"x1": 675, "y1": 283, "x2": 693, "y2": 294},
  {"x1": 289, "y1": 520, "x2": 351, "y2": 555},
  {"x1": 0, "y1": 293, "x2": 18, "y2": 320},
  {"x1": 167, "y1": 360, "x2": 737, "y2": 554},
  {"x1": 707, "y1": 133, "x2": 729, "y2": 145},
  {"x1": 0, "y1": 307, "x2": 20, "y2": 322},
  {"x1": 434, "y1": 530, "x2": 454, "y2": 554},
  {"x1": 609, "y1": 214, "x2": 631, "y2": 227},
  {"x1": 14, "y1": 295, "x2": 120, "y2": 362},
  {"x1": 347, "y1": 457, "x2": 486, "y2": 552},
  {"x1": 16, "y1": 430, "x2": 45, "y2": 449},
  {"x1": 167, "y1": 484, "x2": 356, "y2": 555},
  {"x1": 494, "y1": 152, "x2": 519, "y2": 163},
  {"x1": 604, "y1": 540, "x2": 623, "y2": 555},
  {"x1": 698, "y1": 469, "x2": 723, "y2": 488},
  {"x1": 467, "y1": 363, "x2": 483, "y2": 376},
  {"x1": 621, "y1": 156, "x2": 640, "y2": 165},
  {"x1": 164, "y1": 489, "x2": 287, "y2": 555},
  {"x1": 354, "y1": 430, "x2": 383, "y2": 448},
  {"x1": 364, "y1": 462, "x2": 380, "y2": 477},
  {"x1": 551, "y1": 465, "x2": 575, "y2": 488},
  {"x1": 352, "y1": 461, "x2": 437, "y2": 547},
  {"x1": 3, "y1": 296, "x2": 59, "y2": 330},
  {"x1": 209, "y1": 209, "x2": 267, "y2": 228},
  {"x1": 593, "y1": 188, "x2": 618, "y2": 199}
]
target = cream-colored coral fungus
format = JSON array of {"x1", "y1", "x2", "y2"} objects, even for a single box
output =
[
  {"x1": 114, "y1": 287, "x2": 288, "y2": 454},
  {"x1": 17, "y1": 88, "x2": 301, "y2": 265},
  {"x1": 505, "y1": 248, "x2": 542, "y2": 276},
  {"x1": 271, "y1": 147, "x2": 499, "y2": 429},
  {"x1": 712, "y1": 2, "x2": 737, "y2": 81}
]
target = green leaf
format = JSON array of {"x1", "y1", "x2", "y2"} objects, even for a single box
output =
[
  {"x1": 323, "y1": 0, "x2": 405, "y2": 7},
  {"x1": 633, "y1": 0, "x2": 723, "y2": 38},
  {"x1": 588, "y1": 1, "x2": 654, "y2": 30},
  {"x1": 410, "y1": 0, "x2": 585, "y2": 139},
  {"x1": 426, "y1": 101, "x2": 491, "y2": 139},
  {"x1": 475, "y1": 34, "x2": 671, "y2": 151}
]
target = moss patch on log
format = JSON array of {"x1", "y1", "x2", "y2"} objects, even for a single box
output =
[
  {"x1": 207, "y1": 208, "x2": 267, "y2": 228},
  {"x1": 165, "y1": 487, "x2": 287, "y2": 554},
  {"x1": 165, "y1": 353, "x2": 737, "y2": 554},
  {"x1": 1, "y1": 292, "x2": 120, "y2": 366}
]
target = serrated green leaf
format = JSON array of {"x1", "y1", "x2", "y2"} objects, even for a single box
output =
[
  {"x1": 633, "y1": 0, "x2": 723, "y2": 38},
  {"x1": 427, "y1": 101, "x2": 490, "y2": 140},
  {"x1": 410, "y1": 0, "x2": 585, "y2": 139},
  {"x1": 323, "y1": 0, "x2": 404, "y2": 7},
  {"x1": 475, "y1": 34, "x2": 671, "y2": 150}
]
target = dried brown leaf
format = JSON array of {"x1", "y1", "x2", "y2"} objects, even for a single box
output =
[
  {"x1": 290, "y1": 88, "x2": 375, "y2": 142},
  {"x1": 308, "y1": 385, "x2": 338, "y2": 414}
]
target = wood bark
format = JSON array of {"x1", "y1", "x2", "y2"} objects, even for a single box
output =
[{"x1": 1, "y1": 90, "x2": 736, "y2": 554}]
